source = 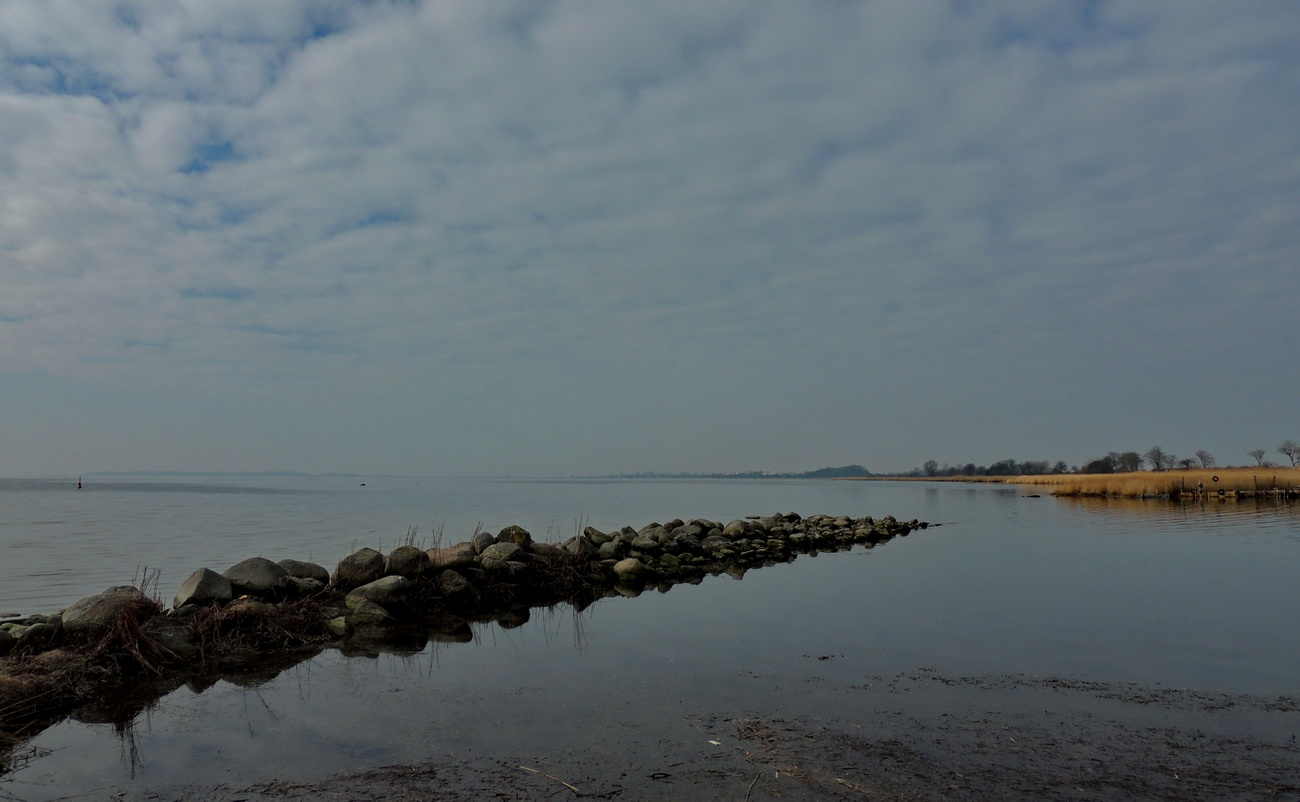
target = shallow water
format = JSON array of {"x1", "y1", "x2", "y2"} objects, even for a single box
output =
[{"x1": 2, "y1": 477, "x2": 1298, "y2": 799}]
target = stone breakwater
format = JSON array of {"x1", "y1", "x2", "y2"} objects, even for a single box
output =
[{"x1": 0, "y1": 512, "x2": 925, "y2": 751}]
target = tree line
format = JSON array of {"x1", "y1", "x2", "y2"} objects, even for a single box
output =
[{"x1": 910, "y1": 440, "x2": 1300, "y2": 477}]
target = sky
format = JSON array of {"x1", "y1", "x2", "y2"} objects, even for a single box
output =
[{"x1": 2, "y1": 1, "x2": 1298, "y2": 477}]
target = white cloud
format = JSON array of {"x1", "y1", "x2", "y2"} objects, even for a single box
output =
[{"x1": 2, "y1": 0, "x2": 1298, "y2": 474}]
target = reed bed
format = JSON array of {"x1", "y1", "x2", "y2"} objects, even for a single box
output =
[{"x1": 1013, "y1": 467, "x2": 1300, "y2": 498}]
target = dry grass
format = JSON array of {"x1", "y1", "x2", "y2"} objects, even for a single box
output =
[{"x1": 1013, "y1": 467, "x2": 1300, "y2": 497}]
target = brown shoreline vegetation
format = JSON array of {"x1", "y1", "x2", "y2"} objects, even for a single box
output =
[
  {"x1": 0, "y1": 511, "x2": 925, "y2": 772},
  {"x1": 1013, "y1": 466, "x2": 1300, "y2": 498},
  {"x1": 844, "y1": 467, "x2": 1300, "y2": 499}
]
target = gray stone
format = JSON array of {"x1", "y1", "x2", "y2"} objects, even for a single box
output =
[
  {"x1": 631, "y1": 535, "x2": 661, "y2": 552},
  {"x1": 582, "y1": 526, "x2": 611, "y2": 545},
  {"x1": 332, "y1": 548, "x2": 386, "y2": 591},
  {"x1": 561, "y1": 535, "x2": 598, "y2": 557},
  {"x1": 437, "y1": 569, "x2": 481, "y2": 607},
  {"x1": 62, "y1": 586, "x2": 152, "y2": 637},
  {"x1": 528, "y1": 542, "x2": 566, "y2": 559},
  {"x1": 326, "y1": 616, "x2": 353, "y2": 638},
  {"x1": 346, "y1": 575, "x2": 412, "y2": 608},
  {"x1": 670, "y1": 531, "x2": 703, "y2": 552},
  {"x1": 471, "y1": 530, "x2": 495, "y2": 554},
  {"x1": 173, "y1": 568, "x2": 234, "y2": 609},
  {"x1": 385, "y1": 545, "x2": 432, "y2": 578},
  {"x1": 723, "y1": 520, "x2": 749, "y2": 537},
  {"x1": 480, "y1": 542, "x2": 522, "y2": 570},
  {"x1": 495, "y1": 525, "x2": 533, "y2": 547},
  {"x1": 347, "y1": 598, "x2": 395, "y2": 626},
  {"x1": 17, "y1": 623, "x2": 56, "y2": 649},
  {"x1": 277, "y1": 559, "x2": 330, "y2": 584},
  {"x1": 598, "y1": 540, "x2": 629, "y2": 560},
  {"x1": 0, "y1": 630, "x2": 13, "y2": 656},
  {"x1": 613, "y1": 558, "x2": 647, "y2": 583},
  {"x1": 287, "y1": 576, "x2": 325, "y2": 596},
  {"x1": 427, "y1": 543, "x2": 477, "y2": 571},
  {"x1": 144, "y1": 620, "x2": 198, "y2": 661},
  {"x1": 638, "y1": 525, "x2": 670, "y2": 543},
  {"x1": 223, "y1": 557, "x2": 288, "y2": 597}
]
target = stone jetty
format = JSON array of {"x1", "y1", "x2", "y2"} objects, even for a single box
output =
[{"x1": 0, "y1": 512, "x2": 925, "y2": 756}]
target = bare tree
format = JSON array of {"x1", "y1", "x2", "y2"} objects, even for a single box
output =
[
  {"x1": 1249, "y1": 449, "x2": 1267, "y2": 466},
  {"x1": 1194, "y1": 450, "x2": 1215, "y2": 469},
  {"x1": 1176, "y1": 457, "x2": 1197, "y2": 471},
  {"x1": 1116, "y1": 452, "x2": 1143, "y2": 472},
  {"x1": 1278, "y1": 440, "x2": 1300, "y2": 467},
  {"x1": 1143, "y1": 446, "x2": 1172, "y2": 471}
]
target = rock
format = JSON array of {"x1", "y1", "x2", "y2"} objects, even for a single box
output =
[
  {"x1": 496, "y1": 525, "x2": 533, "y2": 547},
  {"x1": 173, "y1": 568, "x2": 234, "y2": 609},
  {"x1": 346, "y1": 576, "x2": 412, "y2": 608},
  {"x1": 428, "y1": 543, "x2": 477, "y2": 571},
  {"x1": 332, "y1": 548, "x2": 386, "y2": 591},
  {"x1": 528, "y1": 542, "x2": 566, "y2": 559},
  {"x1": 143, "y1": 620, "x2": 198, "y2": 661},
  {"x1": 223, "y1": 557, "x2": 289, "y2": 597},
  {"x1": 631, "y1": 535, "x2": 661, "y2": 552},
  {"x1": 287, "y1": 576, "x2": 325, "y2": 597},
  {"x1": 598, "y1": 540, "x2": 629, "y2": 560},
  {"x1": 277, "y1": 559, "x2": 331, "y2": 584},
  {"x1": 471, "y1": 530, "x2": 495, "y2": 554},
  {"x1": 670, "y1": 531, "x2": 703, "y2": 552},
  {"x1": 583, "y1": 526, "x2": 611, "y2": 545},
  {"x1": 613, "y1": 558, "x2": 647, "y2": 583},
  {"x1": 0, "y1": 630, "x2": 13, "y2": 656},
  {"x1": 62, "y1": 586, "x2": 153, "y2": 638},
  {"x1": 16, "y1": 623, "x2": 56, "y2": 649},
  {"x1": 385, "y1": 545, "x2": 432, "y2": 578},
  {"x1": 638, "y1": 525, "x2": 670, "y2": 543},
  {"x1": 480, "y1": 542, "x2": 522, "y2": 570},
  {"x1": 723, "y1": 520, "x2": 748, "y2": 537},
  {"x1": 347, "y1": 598, "x2": 394, "y2": 627},
  {"x1": 437, "y1": 569, "x2": 482, "y2": 607},
  {"x1": 326, "y1": 616, "x2": 353, "y2": 638},
  {"x1": 561, "y1": 535, "x2": 598, "y2": 557}
]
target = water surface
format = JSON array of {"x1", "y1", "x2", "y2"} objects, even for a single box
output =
[{"x1": 1, "y1": 478, "x2": 1296, "y2": 799}]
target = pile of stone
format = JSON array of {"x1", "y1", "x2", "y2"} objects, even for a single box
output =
[{"x1": 1, "y1": 512, "x2": 926, "y2": 662}]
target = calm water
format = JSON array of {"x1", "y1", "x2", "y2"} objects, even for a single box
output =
[{"x1": 2, "y1": 476, "x2": 1298, "y2": 799}]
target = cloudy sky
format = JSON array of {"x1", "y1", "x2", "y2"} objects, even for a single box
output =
[{"x1": 2, "y1": 1, "x2": 1297, "y2": 477}]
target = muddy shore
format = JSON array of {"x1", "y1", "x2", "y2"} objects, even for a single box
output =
[{"x1": 47, "y1": 668, "x2": 1299, "y2": 801}]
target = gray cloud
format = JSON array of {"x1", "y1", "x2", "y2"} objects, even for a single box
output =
[{"x1": 2, "y1": 0, "x2": 1298, "y2": 475}]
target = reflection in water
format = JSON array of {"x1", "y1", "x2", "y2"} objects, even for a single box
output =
[{"x1": 1060, "y1": 494, "x2": 1299, "y2": 534}]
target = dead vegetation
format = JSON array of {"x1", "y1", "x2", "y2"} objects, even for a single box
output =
[{"x1": 1014, "y1": 467, "x2": 1300, "y2": 498}]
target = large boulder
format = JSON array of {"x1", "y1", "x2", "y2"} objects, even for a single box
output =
[
  {"x1": 385, "y1": 545, "x2": 432, "y2": 578},
  {"x1": 346, "y1": 576, "x2": 412, "y2": 608},
  {"x1": 437, "y1": 569, "x2": 481, "y2": 606},
  {"x1": 332, "y1": 548, "x2": 386, "y2": 591},
  {"x1": 613, "y1": 558, "x2": 647, "y2": 583},
  {"x1": 723, "y1": 520, "x2": 749, "y2": 537},
  {"x1": 173, "y1": 568, "x2": 233, "y2": 609},
  {"x1": 495, "y1": 525, "x2": 533, "y2": 547},
  {"x1": 471, "y1": 530, "x2": 495, "y2": 554},
  {"x1": 277, "y1": 559, "x2": 330, "y2": 585},
  {"x1": 427, "y1": 543, "x2": 477, "y2": 571},
  {"x1": 223, "y1": 557, "x2": 288, "y2": 597},
  {"x1": 62, "y1": 586, "x2": 154, "y2": 638},
  {"x1": 480, "y1": 542, "x2": 522, "y2": 570}
]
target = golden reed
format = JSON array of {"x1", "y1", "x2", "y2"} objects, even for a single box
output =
[{"x1": 1013, "y1": 467, "x2": 1300, "y2": 498}]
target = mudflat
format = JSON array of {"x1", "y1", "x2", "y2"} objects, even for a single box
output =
[{"x1": 106, "y1": 668, "x2": 1299, "y2": 802}]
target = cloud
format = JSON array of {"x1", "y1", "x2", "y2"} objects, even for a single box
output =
[{"x1": 2, "y1": 0, "x2": 1299, "y2": 474}]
